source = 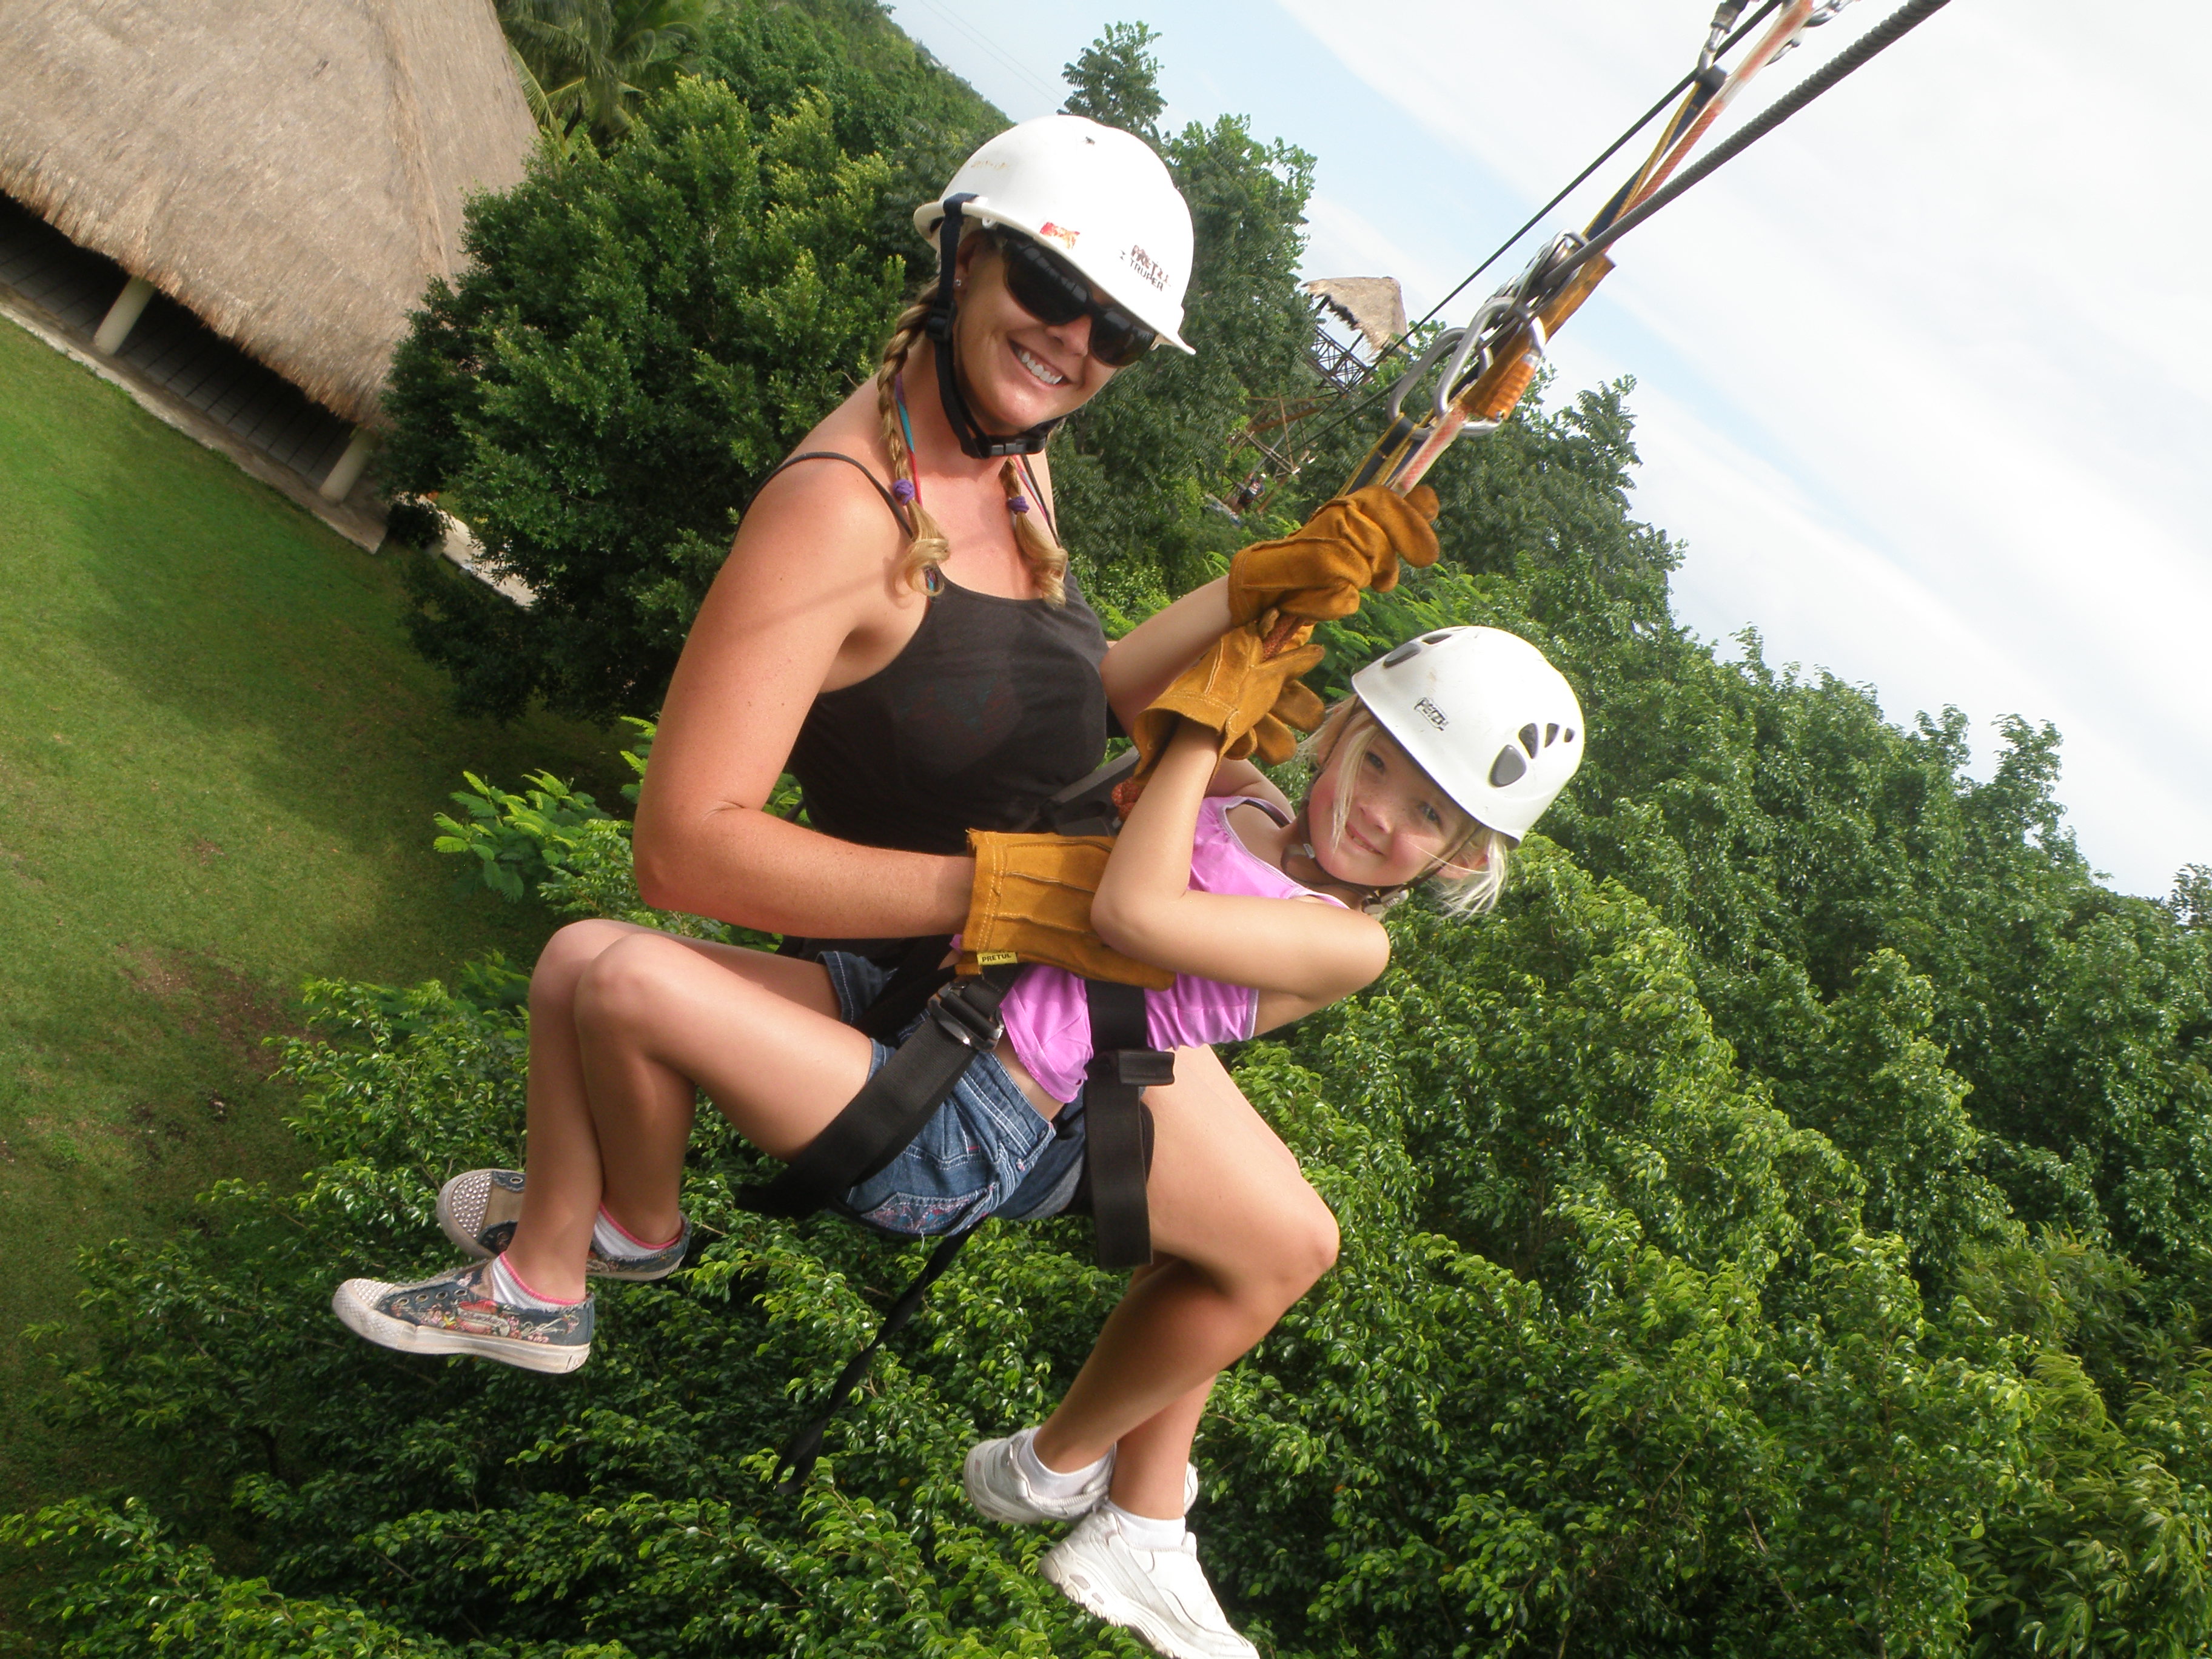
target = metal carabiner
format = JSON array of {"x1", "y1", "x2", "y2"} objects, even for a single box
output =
[{"x1": 1435, "y1": 295, "x2": 1516, "y2": 421}]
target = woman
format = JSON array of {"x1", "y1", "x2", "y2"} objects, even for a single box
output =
[{"x1": 337, "y1": 115, "x2": 1436, "y2": 1659}]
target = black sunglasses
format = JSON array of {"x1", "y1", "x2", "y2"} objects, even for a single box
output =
[{"x1": 993, "y1": 234, "x2": 1158, "y2": 369}]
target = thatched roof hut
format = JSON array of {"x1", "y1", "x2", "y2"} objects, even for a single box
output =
[
  {"x1": 0, "y1": 0, "x2": 537, "y2": 428},
  {"x1": 1305, "y1": 276, "x2": 1408, "y2": 358}
]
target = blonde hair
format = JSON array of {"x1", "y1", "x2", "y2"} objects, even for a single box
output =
[
  {"x1": 874, "y1": 240, "x2": 1071, "y2": 605},
  {"x1": 1298, "y1": 698, "x2": 1512, "y2": 916}
]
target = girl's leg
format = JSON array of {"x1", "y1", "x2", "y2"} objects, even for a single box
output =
[
  {"x1": 1032, "y1": 1045, "x2": 1338, "y2": 1518},
  {"x1": 504, "y1": 922, "x2": 866, "y2": 1300}
]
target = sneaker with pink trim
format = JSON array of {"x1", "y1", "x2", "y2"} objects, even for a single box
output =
[
  {"x1": 436, "y1": 1168, "x2": 688, "y2": 1281},
  {"x1": 332, "y1": 1259, "x2": 592, "y2": 1374}
]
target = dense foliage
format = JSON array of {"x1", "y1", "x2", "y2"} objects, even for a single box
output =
[{"x1": 12, "y1": 7, "x2": 2212, "y2": 1656}]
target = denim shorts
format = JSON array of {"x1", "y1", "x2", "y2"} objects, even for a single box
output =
[{"x1": 820, "y1": 952, "x2": 1090, "y2": 1236}]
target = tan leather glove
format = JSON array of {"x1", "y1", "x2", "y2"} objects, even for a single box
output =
[
  {"x1": 958, "y1": 830, "x2": 1175, "y2": 990},
  {"x1": 1225, "y1": 484, "x2": 1443, "y2": 625},
  {"x1": 1130, "y1": 622, "x2": 1327, "y2": 779}
]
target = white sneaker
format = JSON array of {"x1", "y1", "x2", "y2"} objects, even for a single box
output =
[
  {"x1": 964, "y1": 1428, "x2": 1201, "y2": 1526},
  {"x1": 1040, "y1": 1507, "x2": 1257, "y2": 1659}
]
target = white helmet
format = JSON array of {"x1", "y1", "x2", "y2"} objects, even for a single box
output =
[
  {"x1": 1351, "y1": 626, "x2": 1586, "y2": 843},
  {"x1": 916, "y1": 115, "x2": 1195, "y2": 353}
]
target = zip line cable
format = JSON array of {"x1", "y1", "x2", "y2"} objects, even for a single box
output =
[
  {"x1": 1293, "y1": 0, "x2": 1786, "y2": 461},
  {"x1": 1292, "y1": 0, "x2": 1955, "y2": 504},
  {"x1": 1398, "y1": 0, "x2": 1782, "y2": 345},
  {"x1": 1546, "y1": 0, "x2": 1955, "y2": 292}
]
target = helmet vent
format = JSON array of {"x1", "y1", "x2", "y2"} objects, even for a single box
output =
[
  {"x1": 1381, "y1": 641, "x2": 1423, "y2": 668},
  {"x1": 1544, "y1": 723, "x2": 1560, "y2": 746},
  {"x1": 1422, "y1": 631, "x2": 1454, "y2": 645},
  {"x1": 1489, "y1": 745, "x2": 1527, "y2": 787},
  {"x1": 1563, "y1": 726, "x2": 1577, "y2": 744},
  {"x1": 1518, "y1": 723, "x2": 1540, "y2": 756}
]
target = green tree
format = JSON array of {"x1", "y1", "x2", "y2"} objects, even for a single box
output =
[
  {"x1": 498, "y1": 0, "x2": 712, "y2": 145},
  {"x1": 1061, "y1": 21, "x2": 1166, "y2": 141}
]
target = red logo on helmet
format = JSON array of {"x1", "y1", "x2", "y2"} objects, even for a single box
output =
[{"x1": 1037, "y1": 221, "x2": 1080, "y2": 250}]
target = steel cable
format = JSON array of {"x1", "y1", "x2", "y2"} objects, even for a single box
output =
[
  {"x1": 1551, "y1": 0, "x2": 1955, "y2": 287},
  {"x1": 1293, "y1": 1, "x2": 1785, "y2": 460}
]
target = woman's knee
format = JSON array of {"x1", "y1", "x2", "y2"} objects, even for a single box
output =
[
  {"x1": 571, "y1": 931, "x2": 692, "y2": 1037},
  {"x1": 531, "y1": 918, "x2": 638, "y2": 1016}
]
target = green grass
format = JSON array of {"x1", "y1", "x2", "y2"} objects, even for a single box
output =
[{"x1": 0, "y1": 321, "x2": 623, "y2": 1515}]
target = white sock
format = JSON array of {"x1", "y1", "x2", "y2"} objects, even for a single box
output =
[
  {"x1": 1104, "y1": 1499, "x2": 1187, "y2": 1550},
  {"x1": 592, "y1": 1205, "x2": 680, "y2": 1261},
  {"x1": 487, "y1": 1253, "x2": 583, "y2": 1309},
  {"x1": 1014, "y1": 1427, "x2": 1110, "y2": 1498}
]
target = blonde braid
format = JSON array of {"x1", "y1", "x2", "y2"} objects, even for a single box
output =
[
  {"x1": 1001, "y1": 458, "x2": 1068, "y2": 605},
  {"x1": 874, "y1": 285, "x2": 1070, "y2": 606},
  {"x1": 876, "y1": 300, "x2": 951, "y2": 595}
]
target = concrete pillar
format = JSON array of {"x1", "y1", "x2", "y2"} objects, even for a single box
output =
[
  {"x1": 92, "y1": 275, "x2": 155, "y2": 355},
  {"x1": 319, "y1": 426, "x2": 377, "y2": 502}
]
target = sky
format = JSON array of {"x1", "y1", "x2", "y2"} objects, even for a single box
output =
[{"x1": 888, "y1": 0, "x2": 2212, "y2": 899}]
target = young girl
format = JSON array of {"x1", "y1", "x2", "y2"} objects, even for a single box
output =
[{"x1": 333, "y1": 622, "x2": 1583, "y2": 1659}]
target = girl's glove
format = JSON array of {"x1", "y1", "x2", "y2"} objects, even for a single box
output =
[
  {"x1": 1130, "y1": 622, "x2": 1327, "y2": 778},
  {"x1": 1225, "y1": 484, "x2": 1442, "y2": 625},
  {"x1": 958, "y1": 830, "x2": 1175, "y2": 989}
]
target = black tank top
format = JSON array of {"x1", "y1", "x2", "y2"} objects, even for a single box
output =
[{"x1": 776, "y1": 454, "x2": 1110, "y2": 856}]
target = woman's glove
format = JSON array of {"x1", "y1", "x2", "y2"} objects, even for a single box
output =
[
  {"x1": 958, "y1": 830, "x2": 1175, "y2": 989},
  {"x1": 1131, "y1": 622, "x2": 1327, "y2": 776},
  {"x1": 1226, "y1": 484, "x2": 1442, "y2": 625}
]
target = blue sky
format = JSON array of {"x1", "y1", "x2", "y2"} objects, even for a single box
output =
[{"x1": 890, "y1": 0, "x2": 2212, "y2": 899}]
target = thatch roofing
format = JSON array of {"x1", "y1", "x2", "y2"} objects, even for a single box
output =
[
  {"x1": 0, "y1": 0, "x2": 537, "y2": 427},
  {"x1": 1305, "y1": 276, "x2": 1408, "y2": 357}
]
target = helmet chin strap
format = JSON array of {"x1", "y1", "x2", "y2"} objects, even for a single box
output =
[{"x1": 925, "y1": 196, "x2": 1060, "y2": 460}]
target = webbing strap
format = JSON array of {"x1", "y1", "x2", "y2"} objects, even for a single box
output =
[
  {"x1": 739, "y1": 970, "x2": 1015, "y2": 1218},
  {"x1": 1082, "y1": 980, "x2": 1169, "y2": 1271},
  {"x1": 771, "y1": 1225, "x2": 979, "y2": 1492}
]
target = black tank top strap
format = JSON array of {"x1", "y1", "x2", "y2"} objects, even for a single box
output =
[{"x1": 757, "y1": 451, "x2": 914, "y2": 538}]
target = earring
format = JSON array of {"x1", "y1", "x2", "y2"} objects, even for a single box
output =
[{"x1": 953, "y1": 278, "x2": 965, "y2": 289}]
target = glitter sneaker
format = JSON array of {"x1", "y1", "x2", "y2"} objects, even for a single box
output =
[
  {"x1": 332, "y1": 1259, "x2": 592, "y2": 1374},
  {"x1": 1040, "y1": 1507, "x2": 1256, "y2": 1659},
  {"x1": 437, "y1": 1168, "x2": 689, "y2": 1281}
]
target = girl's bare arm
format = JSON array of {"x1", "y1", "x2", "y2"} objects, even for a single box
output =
[
  {"x1": 1090, "y1": 722, "x2": 1389, "y2": 1013},
  {"x1": 1098, "y1": 577, "x2": 1234, "y2": 733}
]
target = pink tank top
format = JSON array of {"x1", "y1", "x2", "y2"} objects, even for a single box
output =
[{"x1": 997, "y1": 797, "x2": 1347, "y2": 1104}]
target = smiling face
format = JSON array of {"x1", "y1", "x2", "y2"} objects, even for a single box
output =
[
  {"x1": 1305, "y1": 717, "x2": 1478, "y2": 891},
  {"x1": 948, "y1": 233, "x2": 1121, "y2": 433}
]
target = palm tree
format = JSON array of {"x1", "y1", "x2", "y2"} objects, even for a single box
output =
[{"x1": 498, "y1": 0, "x2": 711, "y2": 145}]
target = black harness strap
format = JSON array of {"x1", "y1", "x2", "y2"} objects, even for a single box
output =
[
  {"x1": 1077, "y1": 980, "x2": 1168, "y2": 1272},
  {"x1": 770, "y1": 1224, "x2": 978, "y2": 1493},
  {"x1": 739, "y1": 968, "x2": 1017, "y2": 1218}
]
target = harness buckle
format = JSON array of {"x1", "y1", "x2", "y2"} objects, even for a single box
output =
[
  {"x1": 927, "y1": 980, "x2": 1005, "y2": 1050},
  {"x1": 1091, "y1": 1048, "x2": 1176, "y2": 1088}
]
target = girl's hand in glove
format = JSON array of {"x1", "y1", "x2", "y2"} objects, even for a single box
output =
[{"x1": 1130, "y1": 623, "x2": 1327, "y2": 779}]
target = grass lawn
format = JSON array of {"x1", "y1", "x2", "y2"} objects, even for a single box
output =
[{"x1": 0, "y1": 321, "x2": 625, "y2": 1517}]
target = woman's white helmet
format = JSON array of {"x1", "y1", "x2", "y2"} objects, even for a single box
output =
[
  {"x1": 916, "y1": 115, "x2": 1195, "y2": 352},
  {"x1": 1352, "y1": 626, "x2": 1585, "y2": 843}
]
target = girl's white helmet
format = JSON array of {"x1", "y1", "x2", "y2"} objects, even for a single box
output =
[
  {"x1": 916, "y1": 115, "x2": 1195, "y2": 353},
  {"x1": 1352, "y1": 626, "x2": 1585, "y2": 843}
]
